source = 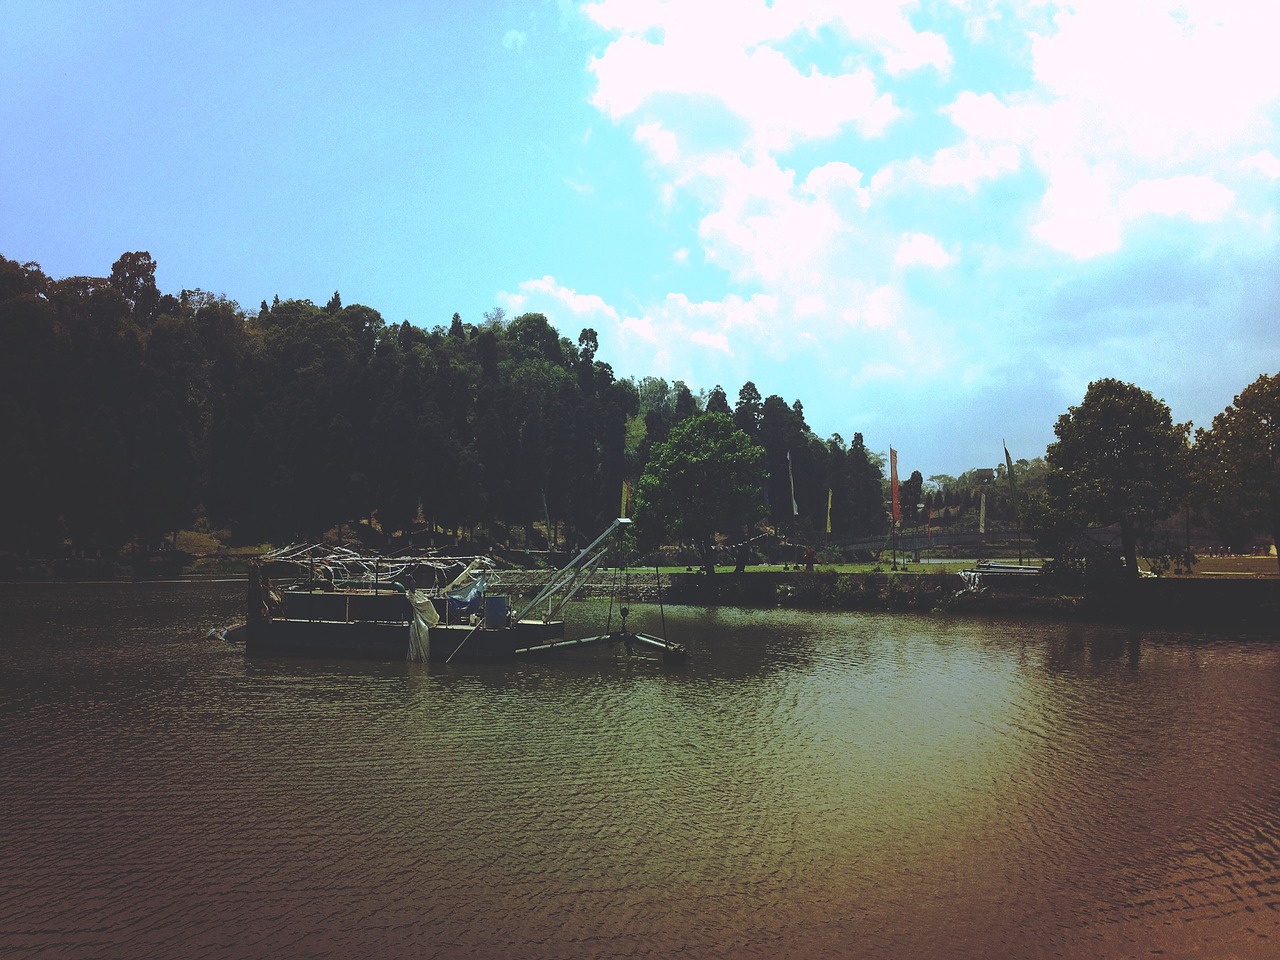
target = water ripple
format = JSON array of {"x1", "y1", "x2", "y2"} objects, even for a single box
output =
[{"x1": 2, "y1": 587, "x2": 1279, "y2": 958}]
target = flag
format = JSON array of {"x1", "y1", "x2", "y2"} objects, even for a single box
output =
[
  {"x1": 1003, "y1": 440, "x2": 1018, "y2": 501},
  {"x1": 620, "y1": 479, "x2": 632, "y2": 518},
  {"x1": 890, "y1": 447, "x2": 900, "y2": 524},
  {"x1": 979, "y1": 491, "x2": 986, "y2": 534},
  {"x1": 826, "y1": 487, "x2": 833, "y2": 534},
  {"x1": 787, "y1": 450, "x2": 799, "y2": 517}
]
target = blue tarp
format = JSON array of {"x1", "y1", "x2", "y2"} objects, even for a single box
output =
[{"x1": 447, "y1": 573, "x2": 487, "y2": 617}]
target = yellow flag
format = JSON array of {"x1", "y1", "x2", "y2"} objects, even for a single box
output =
[
  {"x1": 621, "y1": 480, "x2": 631, "y2": 518},
  {"x1": 826, "y1": 488, "x2": 833, "y2": 534}
]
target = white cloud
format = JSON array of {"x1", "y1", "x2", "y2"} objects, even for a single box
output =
[
  {"x1": 501, "y1": 276, "x2": 620, "y2": 321},
  {"x1": 895, "y1": 232, "x2": 953, "y2": 269},
  {"x1": 1243, "y1": 150, "x2": 1280, "y2": 180},
  {"x1": 1030, "y1": 0, "x2": 1280, "y2": 164},
  {"x1": 1121, "y1": 176, "x2": 1235, "y2": 223},
  {"x1": 635, "y1": 122, "x2": 679, "y2": 164},
  {"x1": 563, "y1": 0, "x2": 1280, "y2": 468},
  {"x1": 1032, "y1": 158, "x2": 1124, "y2": 258},
  {"x1": 619, "y1": 313, "x2": 658, "y2": 344},
  {"x1": 861, "y1": 284, "x2": 903, "y2": 331},
  {"x1": 502, "y1": 29, "x2": 526, "y2": 51},
  {"x1": 1014, "y1": 0, "x2": 1280, "y2": 256},
  {"x1": 689, "y1": 329, "x2": 732, "y2": 354},
  {"x1": 794, "y1": 0, "x2": 953, "y2": 76},
  {"x1": 585, "y1": 0, "x2": 911, "y2": 153}
]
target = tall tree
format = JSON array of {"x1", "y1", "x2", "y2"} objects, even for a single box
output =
[
  {"x1": 733, "y1": 381, "x2": 763, "y2": 440},
  {"x1": 1194, "y1": 372, "x2": 1280, "y2": 573},
  {"x1": 706, "y1": 385, "x2": 731, "y2": 416},
  {"x1": 635, "y1": 413, "x2": 766, "y2": 577},
  {"x1": 673, "y1": 382, "x2": 698, "y2": 421},
  {"x1": 899, "y1": 470, "x2": 924, "y2": 528},
  {"x1": 1044, "y1": 379, "x2": 1191, "y2": 579},
  {"x1": 108, "y1": 251, "x2": 160, "y2": 324},
  {"x1": 846, "y1": 434, "x2": 886, "y2": 537},
  {"x1": 759, "y1": 394, "x2": 805, "y2": 525}
]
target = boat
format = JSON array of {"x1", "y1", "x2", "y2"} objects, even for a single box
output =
[
  {"x1": 959, "y1": 560, "x2": 1042, "y2": 590},
  {"x1": 230, "y1": 519, "x2": 686, "y2": 663}
]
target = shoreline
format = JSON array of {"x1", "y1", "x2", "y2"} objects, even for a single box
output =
[
  {"x1": 665, "y1": 570, "x2": 1280, "y2": 635},
  {"x1": 3, "y1": 567, "x2": 1276, "y2": 635}
]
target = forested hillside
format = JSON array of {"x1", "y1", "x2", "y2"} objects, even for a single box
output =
[{"x1": 0, "y1": 252, "x2": 890, "y2": 555}]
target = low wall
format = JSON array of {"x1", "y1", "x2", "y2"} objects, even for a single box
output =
[
  {"x1": 666, "y1": 570, "x2": 1280, "y2": 631},
  {"x1": 668, "y1": 570, "x2": 965, "y2": 612}
]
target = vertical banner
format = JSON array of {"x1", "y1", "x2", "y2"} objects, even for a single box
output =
[
  {"x1": 826, "y1": 487, "x2": 833, "y2": 534},
  {"x1": 979, "y1": 491, "x2": 987, "y2": 534},
  {"x1": 787, "y1": 450, "x2": 799, "y2": 517},
  {"x1": 890, "y1": 447, "x2": 901, "y2": 524},
  {"x1": 620, "y1": 480, "x2": 631, "y2": 518}
]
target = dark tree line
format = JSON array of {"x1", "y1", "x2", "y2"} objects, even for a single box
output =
[{"x1": 0, "y1": 252, "x2": 888, "y2": 556}]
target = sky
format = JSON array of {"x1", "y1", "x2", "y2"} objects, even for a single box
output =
[{"x1": 3, "y1": 0, "x2": 1279, "y2": 480}]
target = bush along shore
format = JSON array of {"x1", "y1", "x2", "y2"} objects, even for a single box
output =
[
  {"x1": 666, "y1": 570, "x2": 1280, "y2": 634},
  {"x1": 4, "y1": 554, "x2": 1276, "y2": 635}
]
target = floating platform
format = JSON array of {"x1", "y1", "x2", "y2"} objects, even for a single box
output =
[
  {"x1": 235, "y1": 522, "x2": 683, "y2": 664},
  {"x1": 241, "y1": 588, "x2": 566, "y2": 661},
  {"x1": 237, "y1": 585, "x2": 688, "y2": 663}
]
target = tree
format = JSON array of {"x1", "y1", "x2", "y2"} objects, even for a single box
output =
[
  {"x1": 673, "y1": 381, "x2": 698, "y2": 420},
  {"x1": 759, "y1": 394, "x2": 805, "y2": 525},
  {"x1": 1044, "y1": 379, "x2": 1191, "y2": 580},
  {"x1": 634, "y1": 412, "x2": 766, "y2": 577},
  {"x1": 899, "y1": 470, "x2": 924, "y2": 527},
  {"x1": 108, "y1": 251, "x2": 160, "y2": 324},
  {"x1": 706, "y1": 385, "x2": 731, "y2": 416},
  {"x1": 733, "y1": 381, "x2": 763, "y2": 439},
  {"x1": 846, "y1": 433, "x2": 886, "y2": 537},
  {"x1": 1194, "y1": 373, "x2": 1280, "y2": 573}
]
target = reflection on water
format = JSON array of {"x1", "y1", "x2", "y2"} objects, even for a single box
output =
[{"x1": 1, "y1": 583, "x2": 1278, "y2": 959}]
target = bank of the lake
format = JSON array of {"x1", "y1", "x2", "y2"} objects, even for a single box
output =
[
  {"x1": 4, "y1": 556, "x2": 1278, "y2": 634},
  {"x1": 667, "y1": 569, "x2": 1280, "y2": 633}
]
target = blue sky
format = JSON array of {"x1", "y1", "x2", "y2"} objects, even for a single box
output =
[{"x1": 4, "y1": 1, "x2": 1279, "y2": 479}]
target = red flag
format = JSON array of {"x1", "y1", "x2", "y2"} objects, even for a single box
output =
[{"x1": 890, "y1": 447, "x2": 900, "y2": 523}]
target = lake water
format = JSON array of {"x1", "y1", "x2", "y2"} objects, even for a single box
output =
[{"x1": 1, "y1": 581, "x2": 1278, "y2": 959}]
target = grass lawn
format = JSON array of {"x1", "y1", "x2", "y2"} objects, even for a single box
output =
[
  {"x1": 1178, "y1": 554, "x2": 1279, "y2": 578},
  {"x1": 650, "y1": 555, "x2": 1278, "y2": 578}
]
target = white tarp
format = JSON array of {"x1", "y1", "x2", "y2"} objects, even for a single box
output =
[{"x1": 406, "y1": 589, "x2": 439, "y2": 662}]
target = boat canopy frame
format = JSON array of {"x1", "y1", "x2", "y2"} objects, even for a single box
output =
[{"x1": 257, "y1": 543, "x2": 492, "y2": 595}]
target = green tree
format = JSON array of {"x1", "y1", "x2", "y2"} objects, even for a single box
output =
[
  {"x1": 1043, "y1": 379, "x2": 1191, "y2": 580},
  {"x1": 673, "y1": 381, "x2": 698, "y2": 421},
  {"x1": 635, "y1": 412, "x2": 765, "y2": 577},
  {"x1": 899, "y1": 470, "x2": 924, "y2": 528},
  {"x1": 847, "y1": 433, "x2": 886, "y2": 537},
  {"x1": 733, "y1": 381, "x2": 763, "y2": 440},
  {"x1": 1194, "y1": 372, "x2": 1280, "y2": 573},
  {"x1": 108, "y1": 251, "x2": 160, "y2": 324},
  {"x1": 759, "y1": 394, "x2": 805, "y2": 525}
]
